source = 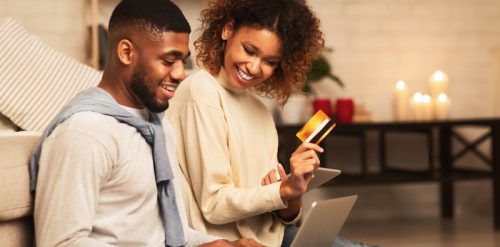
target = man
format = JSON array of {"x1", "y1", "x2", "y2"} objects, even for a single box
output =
[{"x1": 30, "y1": 0, "x2": 262, "y2": 246}]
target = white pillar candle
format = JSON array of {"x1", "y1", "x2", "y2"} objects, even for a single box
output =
[
  {"x1": 422, "y1": 94, "x2": 433, "y2": 120},
  {"x1": 411, "y1": 92, "x2": 424, "y2": 121},
  {"x1": 393, "y1": 80, "x2": 410, "y2": 121},
  {"x1": 429, "y1": 70, "x2": 449, "y2": 99},
  {"x1": 435, "y1": 93, "x2": 450, "y2": 120}
]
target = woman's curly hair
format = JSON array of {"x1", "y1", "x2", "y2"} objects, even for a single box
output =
[{"x1": 195, "y1": 0, "x2": 324, "y2": 105}]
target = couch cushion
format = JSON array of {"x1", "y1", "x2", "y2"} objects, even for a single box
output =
[
  {"x1": 0, "y1": 17, "x2": 101, "y2": 132},
  {"x1": 0, "y1": 132, "x2": 41, "y2": 221},
  {"x1": 0, "y1": 114, "x2": 17, "y2": 132},
  {"x1": 0, "y1": 217, "x2": 34, "y2": 247}
]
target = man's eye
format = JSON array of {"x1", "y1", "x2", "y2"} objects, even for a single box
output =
[{"x1": 163, "y1": 60, "x2": 175, "y2": 66}]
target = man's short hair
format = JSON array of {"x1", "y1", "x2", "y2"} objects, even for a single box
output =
[{"x1": 109, "y1": 0, "x2": 191, "y2": 39}]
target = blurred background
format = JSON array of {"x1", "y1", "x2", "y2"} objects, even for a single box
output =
[{"x1": 2, "y1": 0, "x2": 500, "y2": 246}]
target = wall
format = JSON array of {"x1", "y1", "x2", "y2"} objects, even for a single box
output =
[
  {"x1": 310, "y1": 0, "x2": 500, "y2": 121},
  {"x1": 0, "y1": 0, "x2": 87, "y2": 63},
  {"x1": 2, "y1": 0, "x2": 499, "y2": 120},
  {"x1": 174, "y1": 0, "x2": 500, "y2": 121}
]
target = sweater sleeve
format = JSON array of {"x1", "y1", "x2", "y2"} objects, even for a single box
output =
[
  {"x1": 179, "y1": 99, "x2": 286, "y2": 225},
  {"x1": 184, "y1": 227, "x2": 221, "y2": 247},
  {"x1": 34, "y1": 130, "x2": 114, "y2": 246}
]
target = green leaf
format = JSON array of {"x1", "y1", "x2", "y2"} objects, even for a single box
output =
[{"x1": 305, "y1": 56, "x2": 344, "y2": 92}]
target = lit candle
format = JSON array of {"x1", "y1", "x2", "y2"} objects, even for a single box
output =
[
  {"x1": 422, "y1": 94, "x2": 433, "y2": 120},
  {"x1": 393, "y1": 80, "x2": 410, "y2": 121},
  {"x1": 429, "y1": 70, "x2": 449, "y2": 99},
  {"x1": 435, "y1": 93, "x2": 450, "y2": 120},
  {"x1": 411, "y1": 92, "x2": 424, "y2": 121}
]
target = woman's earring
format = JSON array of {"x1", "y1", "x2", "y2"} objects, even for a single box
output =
[{"x1": 219, "y1": 40, "x2": 226, "y2": 52}]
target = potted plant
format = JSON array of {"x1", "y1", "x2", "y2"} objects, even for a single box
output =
[
  {"x1": 279, "y1": 50, "x2": 344, "y2": 124},
  {"x1": 304, "y1": 54, "x2": 344, "y2": 95}
]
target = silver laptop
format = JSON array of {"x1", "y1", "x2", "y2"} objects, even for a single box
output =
[
  {"x1": 280, "y1": 167, "x2": 340, "y2": 192},
  {"x1": 307, "y1": 167, "x2": 341, "y2": 192},
  {"x1": 290, "y1": 195, "x2": 358, "y2": 247}
]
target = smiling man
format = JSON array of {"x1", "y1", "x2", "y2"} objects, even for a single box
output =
[{"x1": 29, "y1": 0, "x2": 262, "y2": 246}]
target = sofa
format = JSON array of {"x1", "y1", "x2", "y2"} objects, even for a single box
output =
[
  {"x1": 0, "y1": 132, "x2": 40, "y2": 246},
  {"x1": 0, "y1": 17, "x2": 101, "y2": 246}
]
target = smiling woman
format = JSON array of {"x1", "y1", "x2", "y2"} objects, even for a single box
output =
[
  {"x1": 165, "y1": 0, "x2": 343, "y2": 246},
  {"x1": 221, "y1": 25, "x2": 283, "y2": 91},
  {"x1": 194, "y1": 0, "x2": 323, "y2": 105}
]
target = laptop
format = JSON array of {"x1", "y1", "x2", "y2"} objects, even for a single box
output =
[
  {"x1": 307, "y1": 167, "x2": 341, "y2": 192},
  {"x1": 290, "y1": 195, "x2": 358, "y2": 247},
  {"x1": 279, "y1": 167, "x2": 340, "y2": 192}
]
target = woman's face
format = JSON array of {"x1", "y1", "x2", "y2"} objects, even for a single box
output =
[{"x1": 221, "y1": 22, "x2": 283, "y2": 91}]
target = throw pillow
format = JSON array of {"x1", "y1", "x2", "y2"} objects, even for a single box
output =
[{"x1": 0, "y1": 17, "x2": 101, "y2": 131}]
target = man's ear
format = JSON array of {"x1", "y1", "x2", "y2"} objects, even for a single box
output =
[
  {"x1": 116, "y1": 39, "x2": 134, "y2": 65},
  {"x1": 221, "y1": 18, "x2": 235, "y2": 40}
]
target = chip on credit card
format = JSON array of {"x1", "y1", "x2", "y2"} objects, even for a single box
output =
[{"x1": 296, "y1": 110, "x2": 336, "y2": 144}]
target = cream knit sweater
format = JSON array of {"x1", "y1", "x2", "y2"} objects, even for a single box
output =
[{"x1": 167, "y1": 69, "x2": 297, "y2": 246}]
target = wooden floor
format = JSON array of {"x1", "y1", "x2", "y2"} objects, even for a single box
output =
[
  {"x1": 340, "y1": 214, "x2": 500, "y2": 247},
  {"x1": 302, "y1": 180, "x2": 500, "y2": 247}
]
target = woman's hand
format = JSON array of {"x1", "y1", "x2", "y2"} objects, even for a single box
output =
[
  {"x1": 261, "y1": 163, "x2": 286, "y2": 186},
  {"x1": 261, "y1": 164, "x2": 301, "y2": 222},
  {"x1": 279, "y1": 142, "x2": 323, "y2": 201},
  {"x1": 199, "y1": 238, "x2": 264, "y2": 247}
]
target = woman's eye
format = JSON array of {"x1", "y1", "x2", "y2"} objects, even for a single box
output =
[
  {"x1": 266, "y1": 60, "x2": 279, "y2": 66},
  {"x1": 243, "y1": 47, "x2": 255, "y2": 56}
]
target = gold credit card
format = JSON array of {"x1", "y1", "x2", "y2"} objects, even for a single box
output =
[{"x1": 296, "y1": 110, "x2": 336, "y2": 144}]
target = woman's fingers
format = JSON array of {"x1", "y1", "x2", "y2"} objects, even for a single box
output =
[
  {"x1": 289, "y1": 151, "x2": 320, "y2": 178},
  {"x1": 281, "y1": 144, "x2": 324, "y2": 199},
  {"x1": 261, "y1": 168, "x2": 279, "y2": 186},
  {"x1": 269, "y1": 169, "x2": 277, "y2": 183},
  {"x1": 290, "y1": 149, "x2": 320, "y2": 166},
  {"x1": 264, "y1": 175, "x2": 271, "y2": 185},
  {"x1": 291, "y1": 159, "x2": 317, "y2": 177},
  {"x1": 277, "y1": 163, "x2": 288, "y2": 182},
  {"x1": 292, "y1": 142, "x2": 324, "y2": 155}
]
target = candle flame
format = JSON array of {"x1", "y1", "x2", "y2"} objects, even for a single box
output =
[
  {"x1": 432, "y1": 70, "x2": 447, "y2": 82},
  {"x1": 396, "y1": 80, "x2": 406, "y2": 90},
  {"x1": 422, "y1": 94, "x2": 431, "y2": 103},
  {"x1": 438, "y1": 93, "x2": 448, "y2": 102},
  {"x1": 413, "y1": 92, "x2": 423, "y2": 102}
]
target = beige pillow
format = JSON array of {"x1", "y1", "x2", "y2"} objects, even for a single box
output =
[{"x1": 0, "y1": 17, "x2": 101, "y2": 131}]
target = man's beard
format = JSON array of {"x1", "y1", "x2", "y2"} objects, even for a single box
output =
[{"x1": 130, "y1": 69, "x2": 169, "y2": 113}]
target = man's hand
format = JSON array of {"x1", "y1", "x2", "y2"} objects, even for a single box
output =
[
  {"x1": 279, "y1": 142, "x2": 323, "y2": 201},
  {"x1": 198, "y1": 238, "x2": 264, "y2": 247}
]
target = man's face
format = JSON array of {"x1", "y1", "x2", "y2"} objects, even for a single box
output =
[{"x1": 130, "y1": 32, "x2": 190, "y2": 113}]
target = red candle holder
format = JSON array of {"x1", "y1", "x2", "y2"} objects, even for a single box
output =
[
  {"x1": 335, "y1": 98, "x2": 354, "y2": 124},
  {"x1": 312, "y1": 98, "x2": 333, "y2": 117}
]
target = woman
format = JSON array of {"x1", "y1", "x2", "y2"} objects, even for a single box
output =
[{"x1": 167, "y1": 0, "x2": 353, "y2": 246}]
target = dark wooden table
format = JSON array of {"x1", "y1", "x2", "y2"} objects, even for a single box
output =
[{"x1": 277, "y1": 118, "x2": 500, "y2": 229}]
